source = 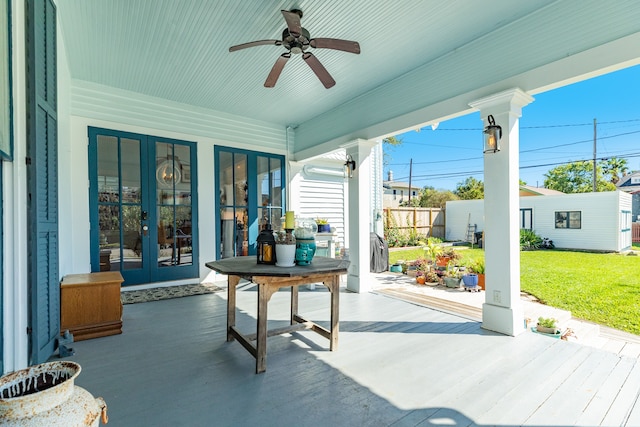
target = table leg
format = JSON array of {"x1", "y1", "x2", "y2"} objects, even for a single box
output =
[
  {"x1": 327, "y1": 275, "x2": 339, "y2": 351},
  {"x1": 290, "y1": 285, "x2": 299, "y2": 325},
  {"x1": 227, "y1": 275, "x2": 240, "y2": 342}
]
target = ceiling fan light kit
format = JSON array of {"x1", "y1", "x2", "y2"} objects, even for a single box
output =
[{"x1": 229, "y1": 9, "x2": 360, "y2": 88}]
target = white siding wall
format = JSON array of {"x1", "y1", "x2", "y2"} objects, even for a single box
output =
[
  {"x1": 445, "y1": 200, "x2": 484, "y2": 241},
  {"x1": 293, "y1": 167, "x2": 347, "y2": 250},
  {"x1": 446, "y1": 191, "x2": 632, "y2": 251}
]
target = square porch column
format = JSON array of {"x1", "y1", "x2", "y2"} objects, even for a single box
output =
[
  {"x1": 470, "y1": 88, "x2": 534, "y2": 336},
  {"x1": 343, "y1": 139, "x2": 378, "y2": 293}
]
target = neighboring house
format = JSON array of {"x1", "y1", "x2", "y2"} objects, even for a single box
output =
[
  {"x1": 446, "y1": 191, "x2": 633, "y2": 252},
  {"x1": 383, "y1": 171, "x2": 419, "y2": 208},
  {"x1": 616, "y1": 171, "x2": 640, "y2": 221},
  {"x1": 519, "y1": 185, "x2": 564, "y2": 197}
]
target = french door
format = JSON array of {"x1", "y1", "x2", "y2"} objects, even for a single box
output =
[
  {"x1": 89, "y1": 128, "x2": 198, "y2": 285},
  {"x1": 215, "y1": 147, "x2": 285, "y2": 259}
]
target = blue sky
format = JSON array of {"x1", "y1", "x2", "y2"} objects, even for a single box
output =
[{"x1": 383, "y1": 64, "x2": 640, "y2": 191}]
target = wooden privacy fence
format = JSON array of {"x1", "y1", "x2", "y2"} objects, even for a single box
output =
[
  {"x1": 384, "y1": 207, "x2": 445, "y2": 239},
  {"x1": 633, "y1": 223, "x2": 640, "y2": 243}
]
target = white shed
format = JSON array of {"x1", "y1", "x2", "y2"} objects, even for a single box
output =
[{"x1": 446, "y1": 191, "x2": 633, "y2": 252}]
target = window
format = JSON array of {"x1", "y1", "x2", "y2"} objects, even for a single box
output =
[
  {"x1": 555, "y1": 211, "x2": 581, "y2": 229},
  {"x1": 392, "y1": 189, "x2": 396, "y2": 200},
  {"x1": 520, "y1": 208, "x2": 532, "y2": 230}
]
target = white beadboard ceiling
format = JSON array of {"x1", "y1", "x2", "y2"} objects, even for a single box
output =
[{"x1": 57, "y1": 0, "x2": 640, "y2": 147}]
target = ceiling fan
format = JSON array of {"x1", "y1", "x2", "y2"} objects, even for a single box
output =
[{"x1": 229, "y1": 9, "x2": 360, "y2": 89}]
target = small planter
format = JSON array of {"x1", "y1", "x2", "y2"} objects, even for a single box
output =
[
  {"x1": 435, "y1": 256, "x2": 451, "y2": 267},
  {"x1": 532, "y1": 326, "x2": 562, "y2": 338},
  {"x1": 477, "y1": 274, "x2": 485, "y2": 290},
  {"x1": 462, "y1": 274, "x2": 478, "y2": 287},
  {"x1": 443, "y1": 277, "x2": 460, "y2": 288},
  {"x1": 317, "y1": 224, "x2": 331, "y2": 233},
  {"x1": 389, "y1": 264, "x2": 402, "y2": 273},
  {"x1": 416, "y1": 276, "x2": 426, "y2": 285}
]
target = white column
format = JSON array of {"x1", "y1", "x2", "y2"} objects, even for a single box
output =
[
  {"x1": 469, "y1": 89, "x2": 534, "y2": 336},
  {"x1": 343, "y1": 139, "x2": 378, "y2": 293}
]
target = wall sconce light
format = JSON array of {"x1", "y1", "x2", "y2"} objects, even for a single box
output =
[
  {"x1": 483, "y1": 115, "x2": 502, "y2": 153},
  {"x1": 344, "y1": 154, "x2": 356, "y2": 178}
]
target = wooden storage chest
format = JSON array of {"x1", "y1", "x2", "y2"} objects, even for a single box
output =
[{"x1": 60, "y1": 272, "x2": 124, "y2": 341}]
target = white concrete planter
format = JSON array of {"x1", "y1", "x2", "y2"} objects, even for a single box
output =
[{"x1": 0, "y1": 361, "x2": 108, "y2": 426}]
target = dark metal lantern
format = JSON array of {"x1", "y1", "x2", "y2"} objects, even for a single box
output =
[
  {"x1": 256, "y1": 224, "x2": 277, "y2": 264},
  {"x1": 483, "y1": 114, "x2": 502, "y2": 153}
]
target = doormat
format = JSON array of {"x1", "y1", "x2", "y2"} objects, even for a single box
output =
[{"x1": 121, "y1": 283, "x2": 224, "y2": 305}]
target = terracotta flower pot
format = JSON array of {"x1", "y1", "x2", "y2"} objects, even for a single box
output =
[
  {"x1": 477, "y1": 274, "x2": 485, "y2": 290},
  {"x1": 416, "y1": 276, "x2": 426, "y2": 285}
]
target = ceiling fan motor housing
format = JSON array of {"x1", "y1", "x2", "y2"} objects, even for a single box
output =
[{"x1": 282, "y1": 27, "x2": 310, "y2": 54}]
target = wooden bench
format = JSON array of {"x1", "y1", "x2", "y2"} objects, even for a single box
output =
[{"x1": 60, "y1": 271, "x2": 124, "y2": 341}]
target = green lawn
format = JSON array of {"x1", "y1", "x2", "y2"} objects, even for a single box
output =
[{"x1": 388, "y1": 247, "x2": 640, "y2": 335}]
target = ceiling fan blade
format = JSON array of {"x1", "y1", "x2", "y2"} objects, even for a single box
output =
[
  {"x1": 281, "y1": 10, "x2": 302, "y2": 37},
  {"x1": 229, "y1": 39, "x2": 281, "y2": 52},
  {"x1": 310, "y1": 38, "x2": 361, "y2": 54},
  {"x1": 302, "y1": 52, "x2": 336, "y2": 88},
  {"x1": 264, "y1": 53, "x2": 290, "y2": 88}
]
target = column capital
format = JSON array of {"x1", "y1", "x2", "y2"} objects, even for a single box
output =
[
  {"x1": 469, "y1": 88, "x2": 534, "y2": 118},
  {"x1": 340, "y1": 138, "x2": 379, "y2": 153}
]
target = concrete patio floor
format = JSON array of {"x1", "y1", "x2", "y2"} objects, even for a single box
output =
[
  {"x1": 370, "y1": 271, "x2": 640, "y2": 360},
  {"x1": 60, "y1": 278, "x2": 640, "y2": 426}
]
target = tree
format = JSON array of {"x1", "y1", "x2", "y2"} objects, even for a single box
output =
[
  {"x1": 382, "y1": 136, "x2": 403, "y2": 168},
  {"x1": 543, "y1": 161, "x2": 616, "y2": 193},
  {"x1": 601, "y1": 157, "x2": 629, "y2": 184},
  {"x1": 454, "y1": 177, "x2": 484, "y2": 200},
  {"x1": 413, "y1": 186, "x2": 459, "y2": 208}
]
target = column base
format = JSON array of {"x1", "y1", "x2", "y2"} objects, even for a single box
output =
[
  {"x1": 346, "y1": 272, "x2": 371, "y2": 293},
  {"x1": 482, "y1": 303, "x2": 525, "y2": 336}
]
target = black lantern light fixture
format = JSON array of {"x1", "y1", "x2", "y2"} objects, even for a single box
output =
[
  {"x1": 344, "y1": 154, "x2": 356, "y2": 178},
  {"x1": 256, "y1": 223, "x2": 277, "y2": 265},
  {"x1": 483, "y1": 115, "x2": 502, "y2": 153}
]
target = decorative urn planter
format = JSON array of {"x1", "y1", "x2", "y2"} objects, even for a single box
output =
[{"x1": 0, "y1": 361, "x2": 108, "y2": 426}]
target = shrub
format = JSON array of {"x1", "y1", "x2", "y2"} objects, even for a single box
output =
[{"x1": 520, "y1": 229, "x2": 543, "y2": 251}]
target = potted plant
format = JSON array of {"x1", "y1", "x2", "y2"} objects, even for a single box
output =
[
  {"x1": 415, "y1": 271, "x2": 426, "y2": 285},
  {"x1": 424, "y1": 270, "x2": 440, "y2": 285},
  {"x1": 443, "y1": 265, "x2": 462, "y2": 288},
  {"x1": 470, "y1": 258, "x2": 485, "y2": 290},
  {"x1": 536, "y1": 317, "x2": 561, "y2": 337},
  {"x1": 437, "y1": 247, "x2": 461, "y2": 267},
  {"x1": 315, "y1": 218, "x2": 331, "y2": 233},
  {"x1": 461, "y1": 272, "x2": 478, "y2": 289},
  {"x1": 422, "y1": 238, "x2": 443, "y2": 267},
  {"x1": 413, "y1": 257, "x2": 429, "y2": 283}
]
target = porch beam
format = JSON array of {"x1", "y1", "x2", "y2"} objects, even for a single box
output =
[
  {"x1": 342, "y1": 139, "x2": 378, "y2": 293},
  {"x1": 470, "y1": 88, "x2": 533, "y2": 336}
]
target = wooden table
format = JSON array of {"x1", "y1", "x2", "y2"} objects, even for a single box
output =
[{"x1": 205, "y1": 256, "x2": 349, "y2": 373}]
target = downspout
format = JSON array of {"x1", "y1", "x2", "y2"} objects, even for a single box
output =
[{"x1": 285, "y1": 126, "x2": 293, "y2": 210}]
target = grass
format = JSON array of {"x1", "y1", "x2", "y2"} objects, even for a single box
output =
[{"x1": 388, "y1": 246, "x2": 640, "y2": 335}]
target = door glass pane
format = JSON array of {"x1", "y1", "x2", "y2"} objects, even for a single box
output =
[
  {"x1": 220, "y1": 151, "x2": 232, "y2": 206},
  {"x1": 97, "y1": 135, "x2": 142, "y2": 272},
  {"x1": 157, "y1": 142, "x2": 193, "y2": 266},
  {"x1": 220, "y1": 207, "x2": 235, "y2": 258},
  {"x1": 234, "y1": 154, "x2": 247, "y2": 207},
  {"x1": 256, "y1": 156, "x2": 283, "y2": 230}
]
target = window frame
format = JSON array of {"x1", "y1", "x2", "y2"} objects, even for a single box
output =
[{"x1": 555, "y1": 210, "x2": 581, "y2": 229}]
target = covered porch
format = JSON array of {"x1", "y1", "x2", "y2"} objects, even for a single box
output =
[{"x1": 65, "y1": 281, "x2": 640, "y2": 426}]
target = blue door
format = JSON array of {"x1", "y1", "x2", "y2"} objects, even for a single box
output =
[
  {"x1": 215, "y1": 147, "x2": 285, "y2": 259},
  {"x1": 89, "y1": 128, "x2": 198, "y2": 285}
]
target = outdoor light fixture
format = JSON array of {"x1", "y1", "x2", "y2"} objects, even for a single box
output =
[
  {"x1": 483, "y1": 115, "x2": 502, "y2": 153},
  {"x1": 344, "y1": 154, "x2": 356, "y2": 178}
]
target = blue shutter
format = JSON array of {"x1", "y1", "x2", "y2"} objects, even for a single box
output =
[{"x1": 27, "y1": 0, "x2": 58, "y2": 364}]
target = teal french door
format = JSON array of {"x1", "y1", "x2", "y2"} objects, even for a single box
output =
[
  {"x1": 215, "y1": 147, "x2": 285, "y2": 259},
  {"x1": 89, "y1": 128, "x2": 198, "y2": 285}
]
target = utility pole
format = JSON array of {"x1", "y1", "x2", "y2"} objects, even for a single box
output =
[
  {"x1": 408, "y1": 158, "x2": 413, "y2": 204},
  {"x1": 593, "y1": 118, "x2": 597, "y2": 192}
]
